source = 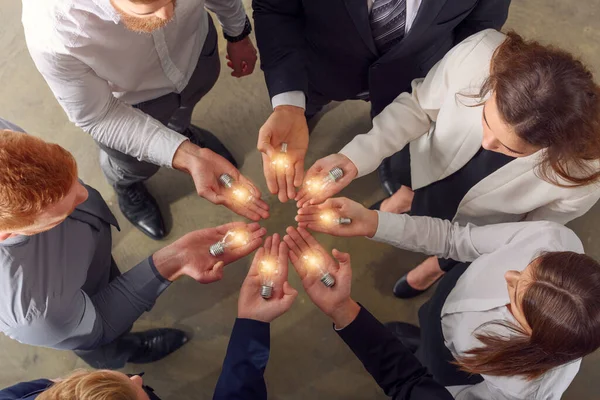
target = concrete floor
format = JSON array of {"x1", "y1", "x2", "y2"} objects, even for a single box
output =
[{"x1": 1, "y1": 0, "x2": 599, "y2": 398}]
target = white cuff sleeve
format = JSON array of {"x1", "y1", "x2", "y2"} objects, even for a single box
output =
[{"x1": 272, "y1": 91, "x2": 306, "y2": 110}]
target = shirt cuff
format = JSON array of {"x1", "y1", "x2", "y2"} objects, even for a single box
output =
[
  {"x1": 372, "y1": 211, "x2": 408, "y2": 242},
  {"x1": 272, "y1": 91, "x2": 306, "y2": 110},
  {"x1": 148, "y1": 128, "x2": 188, "y2": 168}
]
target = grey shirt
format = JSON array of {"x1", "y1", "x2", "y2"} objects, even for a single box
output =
[
  {"x1": 372, "y1": 211, "x2": 583, "y2": 399},
  {"x1": 0, "y1": 119, "x2": 170, "y2": 350}
]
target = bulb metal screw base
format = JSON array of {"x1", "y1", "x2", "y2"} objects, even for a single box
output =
[
  {"x1": 218, "y1": 173, "x2": 234, "y2": 189},
  {"x1": 320, "y1": 272, "x2": 336, "y2": 287},
  {"x1": 336, "y1": 217, "x2": 352, "y2": 225},
  {"x1": 280, "y1": 142, "x2": 288, "y2": 153},
  {"x1": 328, "y1": 167, "x2": 344, "y2": 182},
  {"x1": 260, "y1": 285, "x2": 274, "y2": 299},
  {"x1": 209, "y1": 242, "x2": 225, "y2": 257}
]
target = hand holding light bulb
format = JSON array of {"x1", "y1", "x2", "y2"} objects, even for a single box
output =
[
  {"x1": 296, "y1": 197, "x2": 379, "y2": 238},
  {"x1": 284, "y1": 227, "x2": 359, "y2": 327},
  {"x1": 238, "y1": 234, "x2": 298, "y2": 323},
  {"x1": 295, "y1": 153, "x2": 358, "y2": 208}
]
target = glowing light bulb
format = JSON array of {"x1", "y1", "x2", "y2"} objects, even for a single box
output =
[
  {"x1": 271, "y1": 142, "x2": 290, "y2": 171},
  {"x1": 319, "y1": 210, "x2": 352, "y2": 226},
  {"x1": 219, "y1": 174, "x2": 254, "y2": 205},
  {"x1": 301, "y1": 250, "x2": 335, "y2": 287},
  {"x1": 209, "y1": 229, "x2": 251, "y2": 257},
  {"x1": 258, "y1": 256, "x2": 279, "y2": 299},
  {"x1": 305, "y1": 167, "x2": 344, "y2": 194}
]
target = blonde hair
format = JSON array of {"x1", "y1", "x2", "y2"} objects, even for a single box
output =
[
  {"x1": 37, "y1": 370, "x2": 137, "y2": 400},
  {"x1": 0, "y1": 130, "x2": 77, "y2": 231}
]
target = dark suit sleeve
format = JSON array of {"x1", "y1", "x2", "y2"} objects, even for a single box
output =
[
  {"x1": 213, "y1": 318, "x2": 270, "y2": 400},
  {"x1": 0, "y1": 379, "x2": 52, "y2": 400},
  {"x1": 336, "y1": 306, "x2": 453, "y2": 400},
  {"x1": 454, "y1": 0, "x2": 511, "y2": 44},
  {"x1": 252, "y1": 0, "x2": 307, "y2": 99}
]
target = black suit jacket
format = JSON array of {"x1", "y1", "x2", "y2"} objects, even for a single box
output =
[{"x1": 253, "y1": 0, "x2": 510, "y2": 115}]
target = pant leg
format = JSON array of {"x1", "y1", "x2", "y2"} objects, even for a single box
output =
[
  {"x1": 168, "y1": 16, "x2": 221, "y2": 133},
  {"x1": 416, "y1": 262, "x2": 484, "y2": 386}
]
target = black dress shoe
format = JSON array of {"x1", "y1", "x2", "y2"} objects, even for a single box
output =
[
  {"x1": 377, "y1": 157, "x2": 396, "y2": 197},
  {"x1": 393, "y1": 273, "x2": 429, "y2": 299},
  {"x1": 117, "y1": 182, "x2": 166, "y2": 240},
  {"x1": 383, "y1": 322, "x2": 421, "y2": 353},
  {"x1": 183, "y1": 125, "x2": 238, "y2": 168},
  {"x1": 124, "y1": 329, "x2": 190, "y2": 364}
]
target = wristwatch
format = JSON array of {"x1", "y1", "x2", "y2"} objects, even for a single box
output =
[{"x1": 224, "y1": 16, "x2": 252, "y2": 43}]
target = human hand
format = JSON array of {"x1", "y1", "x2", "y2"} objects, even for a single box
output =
[
  {"x1": 152, "y1": 222, "x2": 267, "y2": 283},
  {"x1": 295, "y1": 197, "x2": 379, "y2": 237},
  {"x1": 283, "y1": 227, "x2": 360, "y2": 327},
  {"x1": 238, "y1": 234, "x2": 298, "y2": 323},
  {"x1": 295, "y1": 154, "x2": 358, "y2": 208},
  {"x1": 226, "y1": 37, "x2": 257, "y2": 77},
  {"x1": 173, "y1": 142, "x2": 269, "y2": 221},
  {"x1": 258, "y1": 105, "x2": 309, "y2": 203}
]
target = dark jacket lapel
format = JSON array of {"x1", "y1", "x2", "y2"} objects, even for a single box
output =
[{"x1": 344, "y1": 0, "x2": 378, "y2": 55}]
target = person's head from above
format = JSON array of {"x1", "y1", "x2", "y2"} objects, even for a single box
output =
[
  {"x1": 110, "y1": 0, "x2": 176, "y2": 33},
  {"x1": 457, "y1": 251, "x2": 600, "y2": 380},
  {"x1": 0, "y1": 130, "x2": 88, "y2": 241},
  {"x1": 476, "y1": 31, "x2": 600, "y2": 187},
  {"x1": 37, "y1": 370, "x2": 152, "y2": 400}
]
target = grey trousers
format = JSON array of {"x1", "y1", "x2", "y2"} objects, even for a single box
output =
[{"x1": 99, "y1": 17, "x2": 221, "y2": 190}]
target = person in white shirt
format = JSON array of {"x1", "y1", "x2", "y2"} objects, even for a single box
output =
[
  {"x1": 252, "y1": 0, "x2": 511, "y2": 203},
  {"x1": 22, "y1": 0, "x2": 269, "y2": 240},
  {"x1": 293, "y1": 199, "x2": 600, "y2": 399}
]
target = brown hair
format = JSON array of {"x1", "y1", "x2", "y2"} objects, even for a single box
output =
[
  {"x1": 0, "y1": 130, "x2": 77, "y2": 231},
  {"x1": 37, "y1": 370, "x2": 137, "y2": 400},
  {"x1": 480, "y1": 32, "x2": 600, "y2": 187},
  {"x1": 457, "y1": 251, "x2": 600, "y2": 380}
]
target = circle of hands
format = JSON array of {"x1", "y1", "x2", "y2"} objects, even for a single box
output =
[{"x1": 174, "y1": 104, "x2": 382, "y2": 324}]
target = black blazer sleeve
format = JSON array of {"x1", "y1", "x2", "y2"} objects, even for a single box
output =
[
  {"x1": 454, "y1": 0, "x2": 511, "y2": 44},
  {"x1": 213, "y1": 318, "x2": 270, "y2": 400},
  {"x1": 0, "y1": 379, "x2": 52, "y2": 400},
  {"x1": 252, "y1": 0, "x2": 307, "y2": 99},
  {"x1": 336, "y1": 306, "x2": 453, "y2": 400}
]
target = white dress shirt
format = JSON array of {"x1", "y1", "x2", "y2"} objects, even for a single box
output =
[
  {"x1": 372, "y1": 213, "x2": 583, "y2": 399},
  {"x1": 272, "y1": 0, "x2": 422, "y2": 109},
  {"x1": 22, "y1": 0, "x2": 247, "y2": 168}
]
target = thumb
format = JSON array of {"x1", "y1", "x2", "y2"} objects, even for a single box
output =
[
  {"x1": 281, "y1": 282, "x2": 299, "y2": 305},
  {"x1": 257, "y1": 132, "x2": 276, "y2": 157},
  {"x1": 207, "y1": 261, "x2": 224, "y2": 282},
  {"x1": 332, "y1": 249, "x2": 351, "y2": 270}
]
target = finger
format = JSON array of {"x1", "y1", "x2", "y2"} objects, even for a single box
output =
[
  {"x1": 246, "y1": 222, "x2": 262, "y2": 233},
  {"x1": 281, "y1": 281, "x2": 298, "y2": 306},
  {"x1": 226, "y1": 200, "x2": 262, "y2": 221},
  {"x1": 270, "y1": 233, "x2": 280, "y2": 258},
  {"x1": 277, "y1": 168, "x2": 288, "y2": 203},
  {"x1": 286, "y1": 165, "x2": 296, "y2": 201},
  {"x1": 288, "y1": 250, "x2": 308, "y2": 279},
  {"x1": 332, "y1": 249, "x2": 352, "y2": 281},
  {"x1": 250, "y1": 227, "x2": 268, "y2": 241},
  {"x1": 295, "y1": 214, "x2": 320, "y2": 223},
  {"x1": 247, "y1": 248, "x2": 265, "y2": 277},
  {"x1": 215, "y1": 221, "x2": 247, "y2": 234},
  {"x1": 227, "y1": 236, "x2": 264, "y2": 261},
  {"x1": 264, "y1": 235, "x2": 273, "y2": 254},
  {"x1": 276, "y1": 241, "x2": 289, "y2": 284},
  {"x1": 285, "y1": 226, "x2": 310, "y2": 252},
  {"x1": 262, "y1": 153, "x2": 278, "y2": 195},
  {"x1": 288, "y1": 247, "x2": 300, "y2": 266},
  {"x1": 297, "y1": 227, "x2": 322, "y2": 249},
  {"x1": 296, "y1": 204, "x2": 321, "y2": 215},
  {"x1": 294, "y1": 158, "x2": 305, "y2": 188},
  {"x1": 283, "y1": 234, "x2": 302, "y2": 258},
  {"x1": 243, "y1": 200, "x2": 270, "y2": 219},
  {"x1": 207, "y1": 262, "x2": 224, "y2": 282},
  {"x1": 226, "y1": 55, "x2": 230, "y2": 60}
]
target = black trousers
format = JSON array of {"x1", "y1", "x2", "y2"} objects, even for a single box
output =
[{"x1": 416, "y1": 262, "x2": 484, "y2": 386}]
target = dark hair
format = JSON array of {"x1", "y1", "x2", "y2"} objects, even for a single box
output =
[
  {"x1": 456, "y1": 251, "x2": 600, "y2": 380},
  {"x1": 479, "y1": 32, "x2": 600, "y2": 187}
]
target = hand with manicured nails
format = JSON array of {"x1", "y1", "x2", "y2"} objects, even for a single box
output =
[
  {"x1": 152, "y1": 222, "x2": 267, "y2": 283},
  {"x1": 295, "y1": 197, "x2": 379, "y2": 238},
  {"x1": 173, "y1": 142, "x2": 270, "y2": 221},
  {"x1": 283, "y1": 227, "x2": 360, "y2": 328},
  {"x1": 295, "y1": 154, "x2": 358, "y2": 208},
  {"x1": 238, "y1": 234, "x2": 299, "y2": 323},
  {"x1": 258, "y1": 106, "x2": 309, "y2": 203}
]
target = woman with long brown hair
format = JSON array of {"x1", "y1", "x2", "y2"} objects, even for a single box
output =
[
  {"x1": 296, "y1": 29, "x2": 600, "y2": 299},
  {"x1": 295, "y1": 198, "x2": 600, "y2": 399}
]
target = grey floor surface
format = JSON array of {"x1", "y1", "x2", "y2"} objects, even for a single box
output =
[{"x1": 0, "y1": 0, "x2": 599, "y2": 398}]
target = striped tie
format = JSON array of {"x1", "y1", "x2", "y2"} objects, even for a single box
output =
[{"x1": 370, "y1": 0, "x2": 407, "y2": 54}]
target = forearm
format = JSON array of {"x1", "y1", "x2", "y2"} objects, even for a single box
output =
[
  {"x1": 336, "y1": 305, "x2": 453, "y2": 400},
  {"x1": 252, "y1": 0, "x2": 308, "y2": 98},
  {"x1": 205, "y1": 0, "x2": 247, "y2": 37},
  {"x1": 213, "y1": 318, "x2": 270, "y2": 400}
]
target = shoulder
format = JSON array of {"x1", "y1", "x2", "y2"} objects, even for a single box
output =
[{"x1": 510, "y1": 221, "x2": 583, "y2": 252}]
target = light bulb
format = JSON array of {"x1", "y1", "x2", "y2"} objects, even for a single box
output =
[
  {"x1": 270, "y1": 142, "x2": 290, "y2": 172},
  {"x1": 209, "y1": 228, "x2": 251, "y2": 257},
  {"x1": 319, "y1": 210, "x2": 352, "y2": 226},
  {"x1": 305, "y1": 167, "x2": 344, "y2": 194},
  {"x1": 258, "y1": 256, "x2": 279, "y2": 299},
  {"x1": 219, "y1": 174, "x2": 254, "y2": 205},
  {"x1": 301, "y1": 250, "x2": 335, "y2": 287}
]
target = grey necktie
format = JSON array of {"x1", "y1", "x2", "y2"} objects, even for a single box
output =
[{"x1": 370, "y1": 0, "x2": 407, "y2": 54}]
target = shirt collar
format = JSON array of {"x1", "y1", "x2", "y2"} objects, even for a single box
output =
[
  {"x1": 91, "y1": 0, "x2": 120, "y2": 24},
  {"x1": 0, "y1": 234, "x2": 30, "y2": 247}
]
